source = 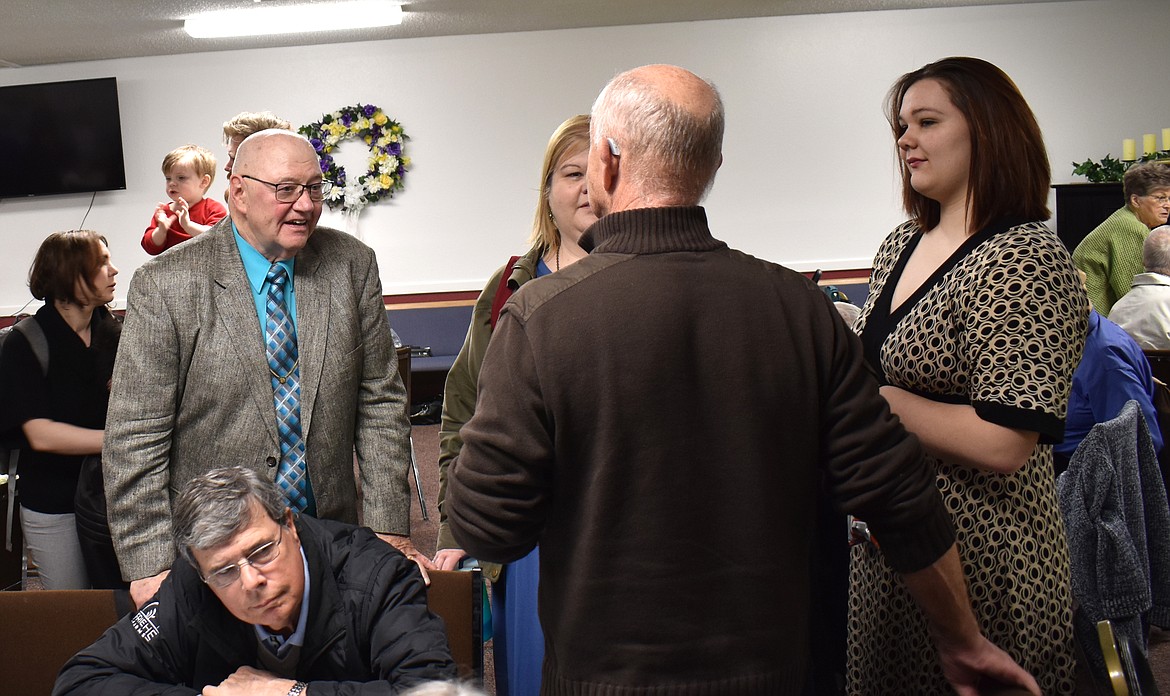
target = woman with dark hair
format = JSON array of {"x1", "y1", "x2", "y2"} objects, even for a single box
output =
[
  {"x1": 433, "y1": 114, "x2": 595, "y2": 695},
  {"x1": 848, "y1": 58, "x2": 1087, "y2": 692},
  {"x1": 0, "y1": 230, "x2": 122, "y2": 589}
]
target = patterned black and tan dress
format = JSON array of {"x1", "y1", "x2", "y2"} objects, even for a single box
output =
[{"x1": 847, "y1": 218, "x2": 1087, "y2": 694}]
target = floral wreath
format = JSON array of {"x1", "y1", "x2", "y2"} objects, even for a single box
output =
[{"x1": 298, "y1": 103, "x2": 411, "y2": 214}]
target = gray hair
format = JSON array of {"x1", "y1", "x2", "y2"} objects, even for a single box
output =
[
  {"x1": 834, "y1": 301, "x2": 862, "y2": 328},
  {"x1": 590, "y1": 66, "x2": 724, "y2": 203},
  {"x1": 1124, "y1": 161, "x2": 1170, "y2": 202},
  {"x1": 172, "y1": 466, "x2": 287, "y2": 568},
  {"x1": 1144, "y1": 225, "x2": 1170, "y2": 276}
]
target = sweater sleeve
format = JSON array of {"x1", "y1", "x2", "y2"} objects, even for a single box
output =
[
  {"x1": 53, "y1": 576, "x2": 201, "y2": 696},
  {"x1": 141, "y1": 204, "x2": 170, "y2": 256},
  {"x1": 816, "y1": 291, "x2": 956, "y2": 573},
  {"x1": 435, "y1": 263, "x2": 507, "y2": 552},
  {"x1": 1073, "y1": 235, "x2": 1112, "y2": 314},
  {"x1": 446, "y1": 305, "x2": 553, "y2": 563}
]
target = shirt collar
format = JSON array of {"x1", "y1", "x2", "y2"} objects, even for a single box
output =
[
  {"x1": 233, "y1": 221, "x2": 295, "y2": 297},
  {"x1": 254, "y1": 543, "x2": 311, "y2": 657}
]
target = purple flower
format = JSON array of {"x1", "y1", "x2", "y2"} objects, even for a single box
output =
[
  {"x1": 363, "y1": 104, "x2": 377, "y2": 117},
  {"x1": 319, "y1": 159, "x2": 329, "y2": 174},
  {"x1": 340, "y1": 112, "x2": 354, "y2": 126},
  {"x1": 310, "y1": 138, "x2": 324, "y2": 152},
  {"x1": 369, "y1": 126, "x2": 382, "y2": 139},
  {"x1": 396, "y1": 165, "x2": 405, "y2": 176},
  {"x1": 389, "y1": 142, "x2": 401, "y2": 155}
]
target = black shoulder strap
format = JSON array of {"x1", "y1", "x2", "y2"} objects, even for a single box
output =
[{"x1": 13, "y1": 319, "x2": 49, "y2": 376}]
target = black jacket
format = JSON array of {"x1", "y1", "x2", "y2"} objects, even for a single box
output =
[{"x1": 53, "y1": 516, "x2": 456, "y2": 695}]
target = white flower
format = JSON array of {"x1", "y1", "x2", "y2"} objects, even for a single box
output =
[{"x1": 343, "y1": 183, "x2": 366, "y2": 212}]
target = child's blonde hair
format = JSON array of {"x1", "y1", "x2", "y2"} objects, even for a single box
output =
[{"x1": 162, "y1": 144, "x2": 218, "y2": 186}]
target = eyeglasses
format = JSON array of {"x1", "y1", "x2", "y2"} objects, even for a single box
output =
[
  {"x1": 241, "y1": 175, "x2": 331, "y2": 203},
  {"x1": 200, "y1": 525, "x2": 285, "y2": 588},
  {"x1": 1145, "y1": 194, "x2": 1170, "y2": 205}
]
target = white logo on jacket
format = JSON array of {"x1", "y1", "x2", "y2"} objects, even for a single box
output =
[{"x1": 131, "y1": 601, "x2": 161, "y2": 642}]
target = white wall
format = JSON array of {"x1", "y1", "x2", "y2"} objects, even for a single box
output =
[{"x1": 0, "y1": 0, "x2": 1167, "y2": 314}]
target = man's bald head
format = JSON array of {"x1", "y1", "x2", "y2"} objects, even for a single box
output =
[
  {"x1": 589, "y1": 64, "x2": 724, "y2": 212},
  {"x1": 231, "y1": 129, "x2": 317, "y2": 176},
  {"x1": 1145, "y1": 225, "x2": 1170, "y2": 276},
  {"x1": 228, "y1": 130, "x2": 323, "y2": 262}
]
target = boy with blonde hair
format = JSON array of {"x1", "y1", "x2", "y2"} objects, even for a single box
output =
[{"x1": 141, "y1": 144, "x2": 227, "y2": 255}]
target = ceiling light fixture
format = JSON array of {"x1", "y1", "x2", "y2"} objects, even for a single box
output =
[{"x1": 185, "y1": 0, "x2": 404, "y2": 39}]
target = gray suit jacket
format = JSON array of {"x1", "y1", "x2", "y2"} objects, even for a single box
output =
[{"x1": 104, "y1": 219, "x2": 411, "y2": 580}]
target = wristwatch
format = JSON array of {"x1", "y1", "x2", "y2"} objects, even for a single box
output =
[{"x1": 287, "y1": 681, "x2": 308, "y2": 696}]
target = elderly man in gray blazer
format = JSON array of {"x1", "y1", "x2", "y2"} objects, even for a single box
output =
[{"x1": 104, "y1": 130, "x2": 428, "y2": 605}]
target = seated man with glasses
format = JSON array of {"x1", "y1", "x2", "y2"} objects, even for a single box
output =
[{"x1": 55, "y1": 466, "x2": 456, "y2": 695}]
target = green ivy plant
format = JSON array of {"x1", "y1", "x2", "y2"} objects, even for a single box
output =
[{"x1": 1073, "y1": 151, "x2": 1170, "y2": 183}]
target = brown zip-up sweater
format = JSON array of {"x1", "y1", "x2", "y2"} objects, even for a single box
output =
[{"x1": 448, "y1": 206, "x2": 953, "y2": 695}]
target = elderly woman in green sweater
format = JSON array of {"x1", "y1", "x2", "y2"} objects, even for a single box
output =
[{"x1": 1073, "y1": 161, "x2": 1170, "y2": 315}]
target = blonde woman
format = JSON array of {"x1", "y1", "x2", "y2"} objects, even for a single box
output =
[{"x1": 433, "y1": 115, "x2": 595, "y2": 694}]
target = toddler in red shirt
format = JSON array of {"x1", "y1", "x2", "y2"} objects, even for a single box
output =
[{"x1": 141, "y1": 145, "x2": 228, "y2": 255}]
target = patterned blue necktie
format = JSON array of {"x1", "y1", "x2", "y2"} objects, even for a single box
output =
[{"x1": 265, "y1": 264, "x2": 315, "y2": 515}]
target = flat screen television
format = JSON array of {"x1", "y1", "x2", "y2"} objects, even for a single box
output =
[{"x1": 0, "y1": 77, "x2": 127, "y2": 198}]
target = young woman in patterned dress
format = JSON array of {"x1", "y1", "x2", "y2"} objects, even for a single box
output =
[{"x1": 847, "y1": 57, "x2": 1087, "y2": 694}]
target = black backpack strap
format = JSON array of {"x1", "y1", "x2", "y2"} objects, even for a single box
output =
[
  {"x1": 12, "y1": 318, "x2": 48, "y2": 376},
  {"x1": 3, "y1": 446, "x2": 16, "y2": 554}
]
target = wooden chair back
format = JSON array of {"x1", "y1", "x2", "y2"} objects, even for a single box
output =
[
  {"x1": 0, "y1": 570, "x2": 484, "y2": 694},
  {"x1": 426, "y1": 568, "x2": 484, "y2": 682},
  {"x1": 0, "y1": 589, "x2": 132, "y2": 696}
]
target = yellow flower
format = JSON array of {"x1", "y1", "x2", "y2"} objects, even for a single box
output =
[
  {"x1": 364, "y1": 135, "x2": 373, "y2": 144},
  {"x1": 356, "y1": 118, "x2": 370, "y2": 130},
  {"x1": 380, "y1": 174, "x2": 392, "y2": 188},
  {"x1": 374, "y1": 112, "x2": 388, "y2": 126},
  {"x1": 401, "y1": 157, "x2": 411, "y2": 167}
]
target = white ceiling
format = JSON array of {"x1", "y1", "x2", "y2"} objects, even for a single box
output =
[{"x1": 0, "y1": 0, "x2": 1066, "y2": 69}]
